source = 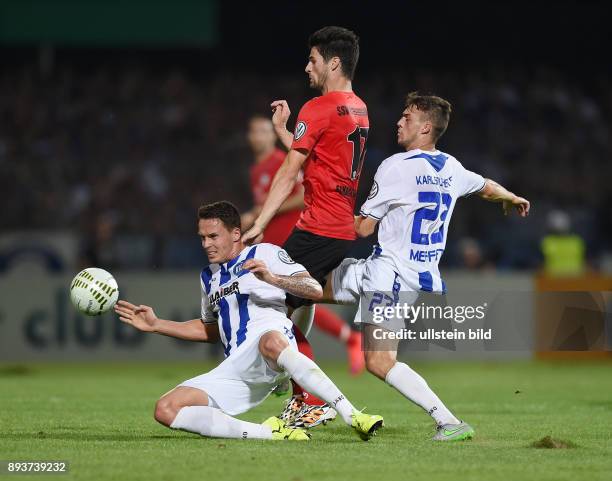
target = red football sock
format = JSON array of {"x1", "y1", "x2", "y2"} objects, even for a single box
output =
[
  {"x1": 293, "y1": 325, "x2": 314, "y2": 359},
  {"x1": 314, "y1": 306, "x2": 351, "y2": 341},
  {"x1": 291, "y1": 325, "x2": 325, "y2": 406},
  {"x1": 347, "y1": 330, "x2": 365, "y2": 375}
]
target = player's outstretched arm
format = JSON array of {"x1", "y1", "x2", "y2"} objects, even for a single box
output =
[
  {"x1": 478, "y1": 179, "x2": 530, "y2": 217},
  {"x1": 243, "y1": 259, "x2": 323, "y2": 300},
  {"x1": 270, "y1": 100, "x2": 294, "y2": 150},
  {"x1": 242, "y1": 149, "x2": 308, "y2": 244},
  {"x1": 114, "y1": 300, "x2": 220, "y2": 342}
]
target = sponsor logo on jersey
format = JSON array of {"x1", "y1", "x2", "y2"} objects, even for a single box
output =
[
  {"x1": 367, "y1": 180, "x2": 379, "y2": 199},
  {"x1": 233, "y1": 262, "x2": 245, "y2": 276},
  {"x1": 278, "y1": 250, "x2": 296, "y2": 264},
  {"x1": 335, "y1": 185, "x2": 357, "y2": 198},
  {"x1": 209, "y1": 281, "x2": 240, "y2": 306},
  {"x1": 337, "y1": 105, "x2": 368, "y2": 117},
  {"x1": 294, "y1": 121, "x2": 307, "y2": 140},
  {"x1": 410, "y1": 248, "x2": 445, "y2": 263}
]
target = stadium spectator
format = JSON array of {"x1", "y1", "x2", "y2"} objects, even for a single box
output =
[{"x1": 1, "y1": 62, "x2": 609, "y2": 270}]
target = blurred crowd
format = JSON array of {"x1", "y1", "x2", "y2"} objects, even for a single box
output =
[{"x1": 1, "y1": 60, "x2": 610, "y2": 271}]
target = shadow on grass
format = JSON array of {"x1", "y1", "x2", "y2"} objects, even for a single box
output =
[
  {"x1": 0, "y1": 430, "x2": 399, "y2": 444},
  {"x1": 0, "y1": 365, "x2": 36, "y2": 377},
  {"x1": 1, "y1": 421, "x2": 409, "y2": 444},
  {"x1": 0, "y1": 432, "x2": 201, "y2": 442}
]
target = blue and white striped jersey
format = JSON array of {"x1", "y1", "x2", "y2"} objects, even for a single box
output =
[
  {"x1": 360, "y1": 149, "x2": 485, "y2": 293},
  {"x1": 200, "y1": 243, "x2": 307, "y2": 357}
]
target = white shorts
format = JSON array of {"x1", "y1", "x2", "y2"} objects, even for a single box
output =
[
  {"x1": 332, "y1": 257, "x2": 418, "y2": 331},
  {"x1": 178, "y1": 327, "x2": 297, "y2": 416}
]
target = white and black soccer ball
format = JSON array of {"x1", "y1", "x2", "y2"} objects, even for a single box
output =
[{"x1": 69, "y1": 267, "x2": 119, "y2": 316}]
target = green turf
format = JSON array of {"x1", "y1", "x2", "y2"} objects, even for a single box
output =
[{"x1": 1, "y1": 360, "x2": 611, "y2": 481}]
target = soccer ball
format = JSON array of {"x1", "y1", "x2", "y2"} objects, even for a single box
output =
[{"x1": 70, "y1": 267, "x2": 119, "y2": 316}]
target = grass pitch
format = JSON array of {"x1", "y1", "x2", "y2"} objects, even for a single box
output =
[{"x1": 1, "y1": 360, "x2": 611, "y2": 481}]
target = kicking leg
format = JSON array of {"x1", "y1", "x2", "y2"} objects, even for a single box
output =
[
  {"x1": 283, "y1": 306, "x2": 328, "y2": 426},
  {"x1": 260, "y1": 331, "x2": 383, "y2": 440},
  {"x1": 286, "y1": 324, "x2": 327, "y2": 407},
  {"x1": 363, "y1": 325, "x2": 470, "y2": 438}
]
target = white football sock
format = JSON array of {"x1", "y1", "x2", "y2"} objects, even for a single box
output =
[
  {"x1": 385, "y1": 362, "x2": 460, "y2": 426},
  {"x1": 277, "y1": 346, "x2": 355, "y2": 425},
  {"x1": 170, "y1": 406, "x2": 272, "y2": 440}
]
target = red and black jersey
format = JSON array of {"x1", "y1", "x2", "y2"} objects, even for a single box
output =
[{"x1": 291, "y1": 91, "x2": 369, "y2": 240}]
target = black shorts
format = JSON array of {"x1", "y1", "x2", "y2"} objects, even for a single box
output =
[{"x1": 282, "y1": 228, "x2": 353, "y2": 308}]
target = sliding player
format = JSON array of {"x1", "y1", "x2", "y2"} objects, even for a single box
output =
[
  {"x1": 114, "y1": 201, "x2": 383, "y2": 441},
  {"x1": 242, "y1": 26, "x2": 368, "y2": 428},
  {"x1": 324, "y1": 92, "x2": 530, "y2": 441}
]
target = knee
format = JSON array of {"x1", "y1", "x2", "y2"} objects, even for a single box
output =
[
  {"x1": 365, "y1": 352, "x2": 396, "y2": 380},
  {"x1": 154, "y1": 397, "x2": 178, "y2": 427},
  {"x1": 259, "y1": 333, "x2": 289, "y2": 362}
]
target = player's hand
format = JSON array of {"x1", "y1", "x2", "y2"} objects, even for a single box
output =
[
  {"x1": 503, "y1": 196, "x2": 530, "y2": 217},
  {"x1": 241, "y1": 223, "x2": 264, "y2": 245},
  {"x1": 271, "y1": 100, "x2": 291, "y2": 130},
  {"x1": 114, "y1": 300, "x2": 159, "y2": 332},
  {"x1": 243, "y1": 259, "x2": 275, "y2": 284}
]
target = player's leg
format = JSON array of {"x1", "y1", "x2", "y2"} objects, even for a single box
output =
[
  {"x1": 280, "y1": 302, "x2": 329, "y2": 429},
  {"x1": 154, "y1": 385, "x2": 209, "y2": 426},
  {"x1": 313, "y1": 306, "x2": 364, "y2": 375},
  {"x1": 277, "y1": 321, "x2": 331, "y2": 426},
  {"x1": 154, "y1": 386, "x2": 274, "y2": 440},
  {"x1": 360, "y1": 261, "x2": 465, "y2": 430},
  {"x1": 286, "y1": 306, "x2": 327, "y2": 407},
  {"x1": 163, "y1": 356, "x2": 310, "y2": 441},
  {"x1": 259, "y1": 330, "x2": 355, "y2": 423},
  {"x1": 288, "y1": 305, "x2": 360, "y2": 399},
  {"x1": 280, "y1": 230, "x2": 354, "y2": 424},
  {"x1": 321, "y1": 261, "x2": 366, "y2": 374},
  {"x1": 259, "y1": 330, "x2": 383, "y2": 440},
  {"x1": 327, "y1": 257, "x2": 474, "y2": 439},
  {"x1": 362, "y1": 325, "x2": 473, "y2": 440},
  {"x1": 304, "y1": 251, "x2": 363, "y2": 376}
]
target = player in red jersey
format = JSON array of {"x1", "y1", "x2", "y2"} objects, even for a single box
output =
[
  {"x1": 242, "y1": 115, "x2": 365, "y2": 375},
  {"x1": 241, "y1": 115, "x2": 304, "y2": 247},
  {"x1": 242, "y1": 27, "x2": 368, "y2": 428}
]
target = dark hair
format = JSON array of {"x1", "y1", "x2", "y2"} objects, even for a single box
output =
[
  {"x1": 405, "y1": 92, "x2": 452, "y2": 142},
  {"x1": 197, "y1": 201, "x2": 241, "y2": 232},
  {"x1": 308, "y1": 26, "x2": 360, "y2": 80}
]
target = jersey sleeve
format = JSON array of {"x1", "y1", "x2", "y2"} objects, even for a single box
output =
[
  {"x1": 359, "y1": 159, "x2": 403, "y2": 220},
  {"x1": 260, "y1": 243, "x2": 307, "y2": 277},
  {"x1": 199, "y1": 272, "x2": 218, "y2": 324},
  {"x1": 290, "y1": 100, "x2": 330, "y2": 153},
  {"x1": 455, "y1": 161, "x2": 486, "y2": 197}
]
